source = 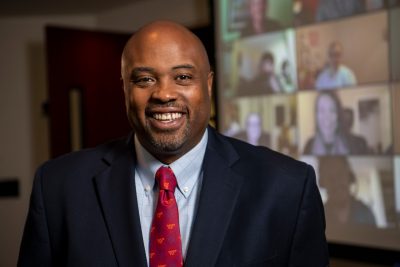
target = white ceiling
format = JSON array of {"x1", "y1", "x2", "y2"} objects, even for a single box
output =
[{"x1": 0, "y1": 0, "x2": 143, "y2": 17}]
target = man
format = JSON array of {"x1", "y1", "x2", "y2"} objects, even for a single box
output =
[
  {"x1": 315, "y1": 41, "x2": 357, "y2": 90},
  {"x1": 18, "y1": 21, "x2": 329, "y2": 266}
]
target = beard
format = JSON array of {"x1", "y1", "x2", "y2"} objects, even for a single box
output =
[
  {"x1": 127, "y1": 107, "x2": 192, "y2": 156},
  {"x1": 145, "y1": 122, "x2": 191, "y2": 154},
  {"x1": 126, "y1": 100, "x2": 207, "y2": 158}
]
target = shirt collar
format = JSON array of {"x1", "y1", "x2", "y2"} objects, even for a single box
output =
[{"x1": 134, "y1": 129, "x2": 208, "y2": 198}]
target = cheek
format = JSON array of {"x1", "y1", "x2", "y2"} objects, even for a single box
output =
[
  {"x1": 331, "y1": 114, "x2": 338, "y2": 125},
  {"x1": 186, "y1": 85, "x2": 211, "y2": 105},
  {"x1": 318, "y1": 109, "x2": 335, "y2": 124},
  {"x1": 317, "y1": 112, "x2": 325, "y2": 127},
  {"x1": 324, "y1": 111, "x2": 337, "y2": 127},
  {"x1": 185, "y1": 89, "x2": 211, "y2": 124},
  {"x1": 127, "y1": 89, "x2": 149, "y2": 118}
]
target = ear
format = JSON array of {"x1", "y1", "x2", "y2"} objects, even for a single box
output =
[{"x1": 207, "y1": 71, "x2": 214, "y2": 98}]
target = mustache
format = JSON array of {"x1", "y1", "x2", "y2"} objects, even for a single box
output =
[{"x1": 145, "y1": 102, "x2": 188, "y2": 112}]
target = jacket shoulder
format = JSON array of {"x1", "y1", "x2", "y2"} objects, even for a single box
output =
[
  {"x1": 224, "y1": 133, "x2": 308, "y2": 172},
  {"x1": 38, "y1": 136, "x2": 130, "y2": 178}
]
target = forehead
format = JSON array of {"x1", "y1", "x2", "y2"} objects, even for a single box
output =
[{"x1": 124, "y1": 30, "x2": 205, "y2": 72}]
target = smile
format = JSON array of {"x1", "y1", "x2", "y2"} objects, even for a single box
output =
[{"x1": 153, "y1": 112, "x2": 183, "y2": 121}]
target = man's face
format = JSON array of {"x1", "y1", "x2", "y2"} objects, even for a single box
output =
[
  {"x1": 122, "y1": 27, "x2": 213, "y2": 163},
  {"x1": 328, "y1": 43, "x2": 343, "y2": 69}
]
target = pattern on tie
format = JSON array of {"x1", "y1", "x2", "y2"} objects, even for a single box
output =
[{"x1": 149, "y1": 166, "x2": 183, "y2": 267}]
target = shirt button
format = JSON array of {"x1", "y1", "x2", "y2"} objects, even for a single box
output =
[
  {"x1": 145, "y1": 185, "x2": 151, "y2": 192},
  {"x1": 183, "y1": 187, "x2": 189, "y2": 193}
]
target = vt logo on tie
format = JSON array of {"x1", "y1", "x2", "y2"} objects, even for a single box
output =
[{"x1": 150, "y1": 166, "x2": 183, "y2": 267}]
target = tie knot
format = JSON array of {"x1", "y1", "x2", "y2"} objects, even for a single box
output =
[{"x1": 155, "y1": 166, "x2": 177, "y2": 192}]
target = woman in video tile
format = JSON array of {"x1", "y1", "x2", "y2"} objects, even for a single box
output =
[{"x1": 304, "y1": 91, "x2": 368, "y2": 155}]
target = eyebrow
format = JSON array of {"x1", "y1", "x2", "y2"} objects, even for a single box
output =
[
  {"x1": 130, "y1": 64, "x2": 196, "y2": 76},
  {"x1": 172, "y1": 64, "x2": 195, "y2": 70},
  {"x1": 131, "y1": 66, "x2": 155, "y2": 74}
]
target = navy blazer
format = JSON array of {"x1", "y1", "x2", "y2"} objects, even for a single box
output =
[{"x1": 18, "y1": 127, "x2": 329, "y2": 266}]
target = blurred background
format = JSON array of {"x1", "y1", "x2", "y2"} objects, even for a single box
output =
[{"x1": 0, "y1": 0, "x2": 399, "y2": 266}]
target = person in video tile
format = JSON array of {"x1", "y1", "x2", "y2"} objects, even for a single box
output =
[
  {"x1": 279, "y1": 59, "x2": 296, "y2": 93},
  {"x1": 238, "y1": 51, "x2": 283, "y2": 96},
  {"x1": 233, "y1": 112, "x2": 271, "y2": 147},
  {"x1": 304, "y1": 91, "x2": 368, "y2": 155},
  {"x1": 319, "y1": 156, "x2": 376, "y2": 226},
  {"x1": 315, "y1": 41, "x2": 357, "y2": 90},
  {"x1": 342, "y1": 107, "x2": 370, "y2": 154},
  {"x1": 240, "y1": 0, "x2": 282, "y2": 38}
]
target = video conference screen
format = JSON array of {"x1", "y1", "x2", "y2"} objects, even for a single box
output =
[{"x1": 215, "y1": 0, "x2": 400, "y2": 251}]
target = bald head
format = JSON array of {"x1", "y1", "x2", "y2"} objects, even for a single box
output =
[{"x1": 122, "y1": 20, "x2": 210, "y2": 77}]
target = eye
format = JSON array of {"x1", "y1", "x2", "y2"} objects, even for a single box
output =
[
  {"x1": 132, "y1": 76, "x2": 155, "y2": 87},
  {"x1": 176, "y1": 74, "x2": 192, "y2": 81},
  {"x1": 136, "y1": 77, "x2": 153, "y2": 82},
  {"x1": 175, "y1": 74, "x2": 194, "y2": 85}
]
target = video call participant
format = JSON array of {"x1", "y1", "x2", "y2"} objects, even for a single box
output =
[
  {"x1": 238, "y1": 51, "x2": 282, "y2": 96},
  {"x1": 279, "y1": 59, "x2": 296, "y2": 93},
  {"x1": 18, "y1": 21, "x2": 329, "y2": 266},
  {"x1": 342, "y1": 108, "x2": 370, "y2": 154},
  {"x1": 241, "y1": 0, "x2": 282, "y2": 37},
  {"x1": 315, "y1": 41, "x2": 357, "y2": 90},
  {"x1": 319, "y1": 156, "x2": 376, "y2": 226},
  {"x1": 233, "y1": 112, "x2": 271, "y2": 147},
  {"x1": 277, "y1": 124, "x2": 298, "y2": 158},
  {"x1": 304, "y1": 91, "x2": 368, "y2": 155},
  {"x1": 221, "y1": 101, "x2": 241, "y2": 137}
]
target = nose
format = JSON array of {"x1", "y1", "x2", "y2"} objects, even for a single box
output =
[{"x1": 151, "y1": 78, "x2": 178, "y2": 103}]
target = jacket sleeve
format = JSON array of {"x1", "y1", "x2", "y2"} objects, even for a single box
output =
[
  {"x1": 18, "y1": 166, "x2": 52, "y2": 267},
  {"x1": 289, "y1": 164, "x2": 330, "y2": 267}
]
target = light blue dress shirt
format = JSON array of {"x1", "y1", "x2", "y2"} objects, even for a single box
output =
[{"x1": 134, "y1": 130, "x2": 208, "y2": 265}]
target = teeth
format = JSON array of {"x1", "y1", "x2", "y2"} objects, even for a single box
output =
[{"x1": 153, "y1": 113, "x2": 182, "y2": 121}]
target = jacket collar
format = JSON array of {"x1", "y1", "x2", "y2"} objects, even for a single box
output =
[{"x1": 94, "y1": 134, "x2": 147, "y2": 267}]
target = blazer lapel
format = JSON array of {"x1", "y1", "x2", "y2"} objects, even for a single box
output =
[
  {"x1": 93, "y1": 138, "x2": 147, "y2": 267},
  {"x1": 185, "y1": 128, "x2": 244, "y2": 267}
]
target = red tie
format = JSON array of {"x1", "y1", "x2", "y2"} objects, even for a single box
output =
[{"x1": 149, "y1": 166, "x2": 183, "y2": 267}]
